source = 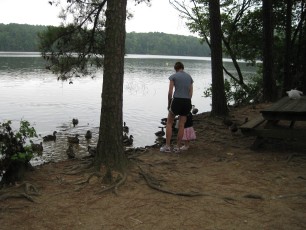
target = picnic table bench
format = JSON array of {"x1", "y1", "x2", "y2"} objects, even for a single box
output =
[{"x1": 240, "y1": 96, "x2": 306, "y2": 149}]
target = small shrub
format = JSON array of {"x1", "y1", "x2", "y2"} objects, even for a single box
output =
[{"x1": 0, "y1": 120, "x2": 38, "y2": 187}]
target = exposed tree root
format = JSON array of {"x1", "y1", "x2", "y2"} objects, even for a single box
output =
[
  {"x1": 274, "y1": 193, "x2": 306, "y2": 199},
  {"x1": 0, "y1": 182, "x2": 40, "y2": 202},
  {"x1": 138, "y1": 166, "x2": 211, "y2": 197},
  {"x1": 95, "y1": 171, "x2": 127, "y2": 195},
  {"x1": 243, "y1": 194, "x2": 264, "y2": 199},
  {"x1": 62, "y1": 160, "x2": 94, "y2": 175},
  {"x1": 74, "y1": 172, "x2": 103, "y2": 185},
  {"x1": 0, "y1": 193, "x2": 35, "y2": 202}
]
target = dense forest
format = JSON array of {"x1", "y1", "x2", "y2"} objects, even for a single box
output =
[{"x1": 0, "y1": 23, "x2": 209, "y2": 56}]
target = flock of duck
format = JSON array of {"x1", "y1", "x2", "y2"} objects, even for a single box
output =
[
  {"x1": 37, "y1": 118, "x2": 134, "y2": 159},
  {"x1": 154, "y1": 105, "x2": 199, "y2": 144},
  {"x1": 40, "y1": 118, "x2": 94, "y2": 159},
  {"x1": 33, "y1": 105, "x2": 200, "y2": 159}
]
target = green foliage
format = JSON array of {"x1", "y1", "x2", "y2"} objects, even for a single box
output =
[
  {"x1": 38, "y1": 25, "x2": 106, "y2": 79},
  {"x1": 125, "y1": 32, "x2": 210, "y2": 56},
  {"x1": 180, "y1": 0, "x2": 306, "y2": 98},
  {"x1": 0, "y1": 120, "x2": 38, "y2": 185},
  {"x1": 203, "y1": 74, "x2": 263, "y2": 106},
  {"x1": 0, "y1": 23, "x2": 46, "y2": 51}
]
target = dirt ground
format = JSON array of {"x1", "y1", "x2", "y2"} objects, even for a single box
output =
[{"x1": 1, "y1": 103, "x2": 306, "y2": 230}]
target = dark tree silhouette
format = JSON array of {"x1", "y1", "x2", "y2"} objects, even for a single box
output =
[{"x1": 209, "y1": 0, "x2": 228, "y2": 116}]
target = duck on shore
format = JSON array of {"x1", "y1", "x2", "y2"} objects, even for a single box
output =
[
  {"x1": 123, "y1": 134, "x2": 133, "y2": 146},
  {"x1": 87, "y1": 146, "x2": 97, "y2": 157}
]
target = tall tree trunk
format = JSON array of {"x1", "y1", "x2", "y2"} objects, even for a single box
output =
[
  {"x1": 298, "y1": 1, "x2": 306, "y2": 92},
  {"x1": 283, "y1": 0, "x2": 292, "y2": 95},
  {"x1": 96, "y1": 0, "x2": 127, "y2": 172},
  {"x1": 262, "y1": 0, "x2": 277, "y2": 101},
  {"x1": 209, "y1": 0, "x2": 228, "y2": 116}
]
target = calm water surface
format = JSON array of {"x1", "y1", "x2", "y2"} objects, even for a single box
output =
[{"x1": 0, "y1": 52, "x2": 255, "y2": 164}]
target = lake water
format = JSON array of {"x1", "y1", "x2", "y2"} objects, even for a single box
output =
[{"x1": 0, "y1": 52, "x2": 256, "y2": 164}]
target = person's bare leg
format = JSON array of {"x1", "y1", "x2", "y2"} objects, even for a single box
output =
[
  {"x1": 166, "y1": 112, "x2": 175, "y2": 146},
  {"x1": 177, "y1": 115, "x2": 187, "y2": 147}
]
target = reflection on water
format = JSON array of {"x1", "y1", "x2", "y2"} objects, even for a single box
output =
[{"x1": 0, "y1": 53, "x2": 256, "y2": 164}]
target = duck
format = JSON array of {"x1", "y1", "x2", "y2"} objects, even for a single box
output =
[
  {"x1": 123, "y1": 132, "x2": 129, "y2": 140},
  {"x1": 67, "y1": 134, "x2": 80, "y2": 144},
  {"x1": 161, "y1": 117, "x2": 167, "y2": 126},
  {"x1": 43, "y1": 131, "x2": 57, "y2": 142},
  {"x1": 85, "y1": 130, "x2": 92, "y2": 140},
  {"x1": 30, "y1": 141, "x2": 43, "y2": 155},
  {"x1": 72, "y1": 118, "x2": 79, "y2": 127},
  {"x1": 66, "y1": 144, "x2": 75, "y2": 159},
  {"x1": 123, "y1": 122, "x2": 129, "y2": 134},
  {"x1": 155, "y1": 136, "x2": 166, "y2": 145},
  {"x1": 87, "y1": 146, "x2": 97, "y2": 157},
  {"x1": 192, "y1": 105, "x2": 199, "y2": 115},
  {"x1": 123, "y1": 135, "x2": 133, "y2": 146},
  {"x1": 155, "y1": 126, "x2": 165, "y2": 137}
]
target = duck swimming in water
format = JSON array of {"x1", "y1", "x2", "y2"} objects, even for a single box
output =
[
  {"x1": 66, "y1": 144, "x2": 75, "y2": 159},
  {"x1": 67, "y1": 134, "x2": 80, "y2": 144},
  {"x1": 43, "y1": 131, "x2": 57, "y2": 142},
  {"x1": 72, "y1": 118, "x2": 79, "y2": 127},
  {"x1": 192, "y1": 105, "x2": 199, "y2": 115},
  {"x1": 30, "y1": 141, "x2": 43, "y2": 155},
  {"x1": 123, "y1": 122, "x2": 129, "y2": 134},
  {"x1": 155, "y1": 126, "x2": 165, "y2": 137},
  {"x1": 85, "y1": 130, "x2": 92, "y2": 140}
]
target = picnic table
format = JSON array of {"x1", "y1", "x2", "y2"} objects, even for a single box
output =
[{"x1": 240, "y1": 96, "x2": 306, "y2": 149}]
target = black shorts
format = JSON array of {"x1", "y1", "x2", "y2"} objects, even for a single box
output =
[{"x1": 169, "y1": 98, "x2": 192, "y2": 116}]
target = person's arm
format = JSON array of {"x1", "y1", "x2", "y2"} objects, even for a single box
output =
[
  {"x1": 189, "y1": 83, "x2": 193, "y2": 99},
  {"x1": 168, "y1": 80, "x2": 174, "y2": 109}
]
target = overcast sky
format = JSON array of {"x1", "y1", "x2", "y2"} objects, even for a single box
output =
[{"x1": 0, "y1": 0, "x2": 194, "y2": 36}]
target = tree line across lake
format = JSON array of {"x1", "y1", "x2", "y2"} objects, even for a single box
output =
[{"x1": 0, "y1": 23, "x2": 210, "y2": 57}]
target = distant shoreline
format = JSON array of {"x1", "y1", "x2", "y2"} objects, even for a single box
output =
[{"x1": 0, "y1": 52, "x2": 242, "y2": 63}]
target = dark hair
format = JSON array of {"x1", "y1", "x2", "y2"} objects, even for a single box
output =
[{"x1": 174, "y1": 62, "x2": 184, "y2": 71}]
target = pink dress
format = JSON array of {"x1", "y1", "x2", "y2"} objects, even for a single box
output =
[{"x1": 182, "y1": 127, "x2": 196, "y2": 141}]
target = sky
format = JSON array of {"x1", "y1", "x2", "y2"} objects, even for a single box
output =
[{"x1": 0, "y1": 0, "x2": 194, "y2": 36}]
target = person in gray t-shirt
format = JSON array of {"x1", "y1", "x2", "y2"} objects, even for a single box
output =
[{"x1": 160, "y1": 61, "x2": 194, "y2": 153}]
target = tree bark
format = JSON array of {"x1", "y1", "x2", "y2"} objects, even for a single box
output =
[
  {"x1": 96, "y1": 0, "x2": 127, "y2": 172},
  {"x1": 283, "y1": 0, "x2": 292, "y2": 95},
  {"x1": 262, "y1": 0, "x2": 277, "y2": 101},
  {"x1": 209, "y1": 0, "x2": 228, "y2": 116}
]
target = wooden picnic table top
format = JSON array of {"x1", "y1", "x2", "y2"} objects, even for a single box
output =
[{"x1": 260, "y1": 96, "x2": 306, "y2": 121}]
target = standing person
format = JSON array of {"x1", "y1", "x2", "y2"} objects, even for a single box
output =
[
  {"x1": 160, "y1": 61, "x2": 193, "y2": 152},
  {"x1": 180, "y1": 112, "x2": 196, "y2": 150}
]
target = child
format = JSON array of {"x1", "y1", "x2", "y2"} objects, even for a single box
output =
[{"x1": 180, "y1": 112, "x2": 196, "y2": 150}]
